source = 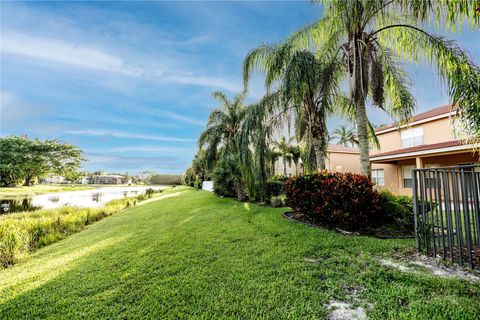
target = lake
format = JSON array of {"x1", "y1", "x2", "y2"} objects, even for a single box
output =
[{"x1": 0, "y1": 186, "x2": 166, "y2": 213}]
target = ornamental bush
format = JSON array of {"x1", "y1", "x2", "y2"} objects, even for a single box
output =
[
  {"x1": 378, "y1": 190, "x2": 414, "y2": 230},
  {"x1": 266, "y1": 180, "x2": 284, "y2": 199},
  {"x1": 285, "y1": 172, "x2": 381, "y2": 231}
]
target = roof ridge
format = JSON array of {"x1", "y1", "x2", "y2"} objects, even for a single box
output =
[{"x1": 375, "y1": 104, "x2": 454, "y2": 132}]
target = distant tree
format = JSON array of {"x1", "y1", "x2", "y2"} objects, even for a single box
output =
[
  {"x1": 0, "y1": 136, "x2": 84, "y2": 187},
  {"x1": 331, "y1": 125, "x2": 358, "y2": 148},
  {"x1": 273, "y1": 137, "x2": 297, "y2": 175},
  {"x1": 148, "y1": 174, "x2": 182, "y2": 185}
]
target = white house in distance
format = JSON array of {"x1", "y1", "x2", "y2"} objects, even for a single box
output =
[
  {"x1": 89, "y1": 174, "x2": 125, "y2": 184},
  {"x1": 42, "y1": 176, "x2": 65, "y2": 184}
]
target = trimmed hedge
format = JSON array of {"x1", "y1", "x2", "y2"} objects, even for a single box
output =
[{"x1": 285, "y1": 172, "x2": 381, "y2": 231}]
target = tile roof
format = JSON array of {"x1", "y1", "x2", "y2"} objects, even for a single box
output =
[
  {"x1": 375, "y1": 105, "x2": 454, "y2": 132},
  {"x1": 327, "y1": 144, "x2": 359, "y2": 153},
  {"x1": 370, "y1": 139, "x2": 475, "y2": 159}
]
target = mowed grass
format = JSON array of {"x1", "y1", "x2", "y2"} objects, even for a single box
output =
[{"x1": 0, "y1": 188, "x2": 479, "y2": 319}]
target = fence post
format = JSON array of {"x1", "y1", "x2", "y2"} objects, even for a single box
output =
[{"x1": 413, "y1": 168, "x2": 419, "y2": 253}]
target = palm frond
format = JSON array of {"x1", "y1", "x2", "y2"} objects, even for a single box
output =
[{"x1": 379, "y1": 25, "x2": 480, "y2": 136}]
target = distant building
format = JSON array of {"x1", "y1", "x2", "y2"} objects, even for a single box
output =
[
  {"x1": 42, "y1": 176, "x2": 65, "y2": 184},
  {"x1": 89, "y1": 174, "x2": 125, "y2": 184}
]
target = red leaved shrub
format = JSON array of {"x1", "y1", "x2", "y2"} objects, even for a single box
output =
[{"x1": 285, "y1": 172, "x2": 381, "y2": 231}]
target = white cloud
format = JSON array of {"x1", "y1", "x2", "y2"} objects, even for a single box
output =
[
  {"x1": 1, "y1": 32, "x2": 242, "y2": 93},
  {"x1": 64, "y1": 129, "x2": 195, "y2": 142},
  {"x1": 159, "y1": 110, "x2": 206, "y2": 127},
  {"x1": 104, "y1": 145, "x2": 195, "y2": 153},
  {"x1": 1, "y1": 32, "x2": 142, "y2": 76}
]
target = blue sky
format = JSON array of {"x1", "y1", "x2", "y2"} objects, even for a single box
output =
[{"x1": 1, "y1": 1, "x2": 479, "y2": 174}]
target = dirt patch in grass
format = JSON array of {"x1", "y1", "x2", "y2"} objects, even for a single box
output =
[
  {"x1": 326, "y1": 286, "x2": 370, "y2": 320},
  {"x1": 326, "y1": 300, "x2": 367, "y2": 320},
  {"x1": 379, "y1": 254, "x2": 480, "y2": 283}
]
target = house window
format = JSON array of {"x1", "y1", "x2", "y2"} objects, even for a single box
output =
[
  {"x1": 372, "y1": 169, "x2": 385, "y2": 186},
  {"x1": 403, "y1": 165, "x2": 415, "y2": 188},
  {"x1": 401, "y1": 127, "x2": 424, "y2": 148}
]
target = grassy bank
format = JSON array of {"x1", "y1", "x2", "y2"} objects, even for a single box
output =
[
  {"x1": 0, "y1": 188, "x2": 479, "y2": 319},
  {"x1": 0, "y1": 189, "x2": 166, "y2": 267}
]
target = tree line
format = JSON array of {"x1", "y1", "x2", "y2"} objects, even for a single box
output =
[{"x1": 184, "y1": 1, "x2": 479, "y2": 201}]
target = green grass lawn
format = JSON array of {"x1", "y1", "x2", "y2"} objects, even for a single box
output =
[{"x1": 1, "y1": 188, "x2": 478, "y2": 319}]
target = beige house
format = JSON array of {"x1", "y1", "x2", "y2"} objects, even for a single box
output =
[
  {"x1": 371, "y1": 105, "x2": 479, "y2": 195},
  {"x1": 275, "y1": 105, "x2": 479, "y2": 196},
  {"x1": 274, "y1": 144, "x2": 360, "y2": 176}
]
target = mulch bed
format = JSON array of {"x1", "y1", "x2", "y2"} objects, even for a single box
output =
[{"x1": 283, "y1": 211, "x2": 415, "y2": 239}]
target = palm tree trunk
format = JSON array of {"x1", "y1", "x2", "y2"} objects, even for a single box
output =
[
  {"x1": 350, "y1": 34, "x2": 371, "y2": 178},
  {"x1": 310, "y1": 118, "x2": 327, "y2": 171},
  {"x1": 283, "y1": 158, "x2": 287, "y2": 175},
  {"x1": 312, "y1": 138, "x2": 326, "y2": 171},
  {"x1": 355, "y1": 98, "x2": 371, "y2": 177}
]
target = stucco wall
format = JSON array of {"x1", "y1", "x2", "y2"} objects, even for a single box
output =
[
  {"x1": 274, "y1": 156, "x2": 301, "y2": 176},
  {"x1": 375, "y1": 117, "x2": 455, "y2": 153},
  {"x1": 326, "y1": 152, "x2": 361, "y2": 174}
]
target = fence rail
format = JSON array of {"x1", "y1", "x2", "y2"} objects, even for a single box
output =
[{"x1": 413, "y1": 165, "x2": 480, "y2": 269}]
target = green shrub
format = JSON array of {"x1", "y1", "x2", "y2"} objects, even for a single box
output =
[
  {"x1": 211, "y1": 155, "x2": 244, "y2": 199},
  {"x1": 272, "y1": 174, "x2": 288, "y2": 182},
  {"x1": 266, "y1": 180, "x2": 284, "y2": 199},
  {"x1": 0, "y1": 193, "x2": 152, "y2": 268},
  {"x1": 285, "y1": 172, "x2": 381, "y2": 231},
  {"x1": 182, "y1": 167, "x2": 196, "y2": 187},
  {"x1": 270, "y1": 196, "x2": 285, "y2": 208},
  {"x1": 378, "y1": 190, "x2": 414, "y2": 229},
  {"x1": 193, "y1": 178, "x2": 203, "y2": 189},
  {"x1": 145, "y1": 188, "x2": 156, "y2": 198}
]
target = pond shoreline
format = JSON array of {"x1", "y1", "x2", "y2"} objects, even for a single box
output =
[{"x1": 0, "y1": 185, "x2": 167, "y2": 213}]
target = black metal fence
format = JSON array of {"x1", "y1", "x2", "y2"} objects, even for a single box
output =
[{"x1": 413, "y1": 165, "x2": 480, "y2": 269}]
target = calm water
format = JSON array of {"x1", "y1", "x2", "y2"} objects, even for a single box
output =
[{"x1": 0, "y1": 186, "x2": 166, "y2": 214}]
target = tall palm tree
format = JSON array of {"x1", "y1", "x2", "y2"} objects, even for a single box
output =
[
  {"x1": 244, "y1": 49, "x2": 342, "y2": 170},
  {"x1": 331, "y1": 125, "x2": 358, "y2": 148},
  {"x1": 198, "y1": 91, "x2": 247, "y2": 170},
  {"x1": 246, "y1": 1, "x2": 480, "y2": 177}
]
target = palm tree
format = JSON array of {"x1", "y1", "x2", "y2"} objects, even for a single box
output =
[
  {"x1": 273, "y1": 136, "x2": 296, "y2": 175},
  {"x1": 331, "y1": 125, "x2": 358, "y2": 148},
  {"x1": 198, "y1": 91, "x2": 247, "y2": 170},
  {"x1": 246, "y1": 1, "x2": 480, "y2": 177},
  {"x1": 244, "y1": 49, "x2": 342, "y2": 170}
]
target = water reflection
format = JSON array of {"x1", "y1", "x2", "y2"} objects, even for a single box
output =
[
  {"x1": 0, "y1": 198, "x2": 41, "y2": 214},
  {"x1": 0, "y1": 186, "x2": 165, "y2": 214}
]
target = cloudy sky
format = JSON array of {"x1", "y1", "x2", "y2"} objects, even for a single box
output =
[{"x1": 1, "y1": 1, "x2": 478, "y2": 174}]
